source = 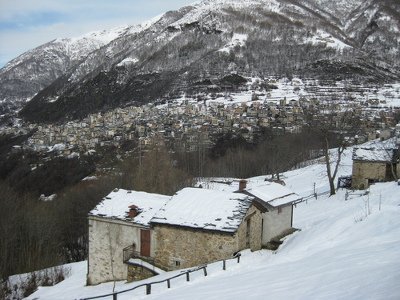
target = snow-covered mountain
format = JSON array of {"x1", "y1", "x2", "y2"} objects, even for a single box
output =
[
  {"x1": 1, "y1": 0, "x2": 399, "y2": 123},
  {"x1": 0, "y1": 25, "x2": 139, "y2": 115}
]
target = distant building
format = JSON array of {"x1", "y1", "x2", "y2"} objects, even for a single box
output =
[{"x1": 352, "y1": 138, "x2": 400, "y2": 189}]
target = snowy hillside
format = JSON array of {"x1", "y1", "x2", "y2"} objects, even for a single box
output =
[{"x1": 24, "y1": 147, "x2": 400, "y2": 300}]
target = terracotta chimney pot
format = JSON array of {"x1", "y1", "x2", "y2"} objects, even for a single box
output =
[{"x1": 239, "y1": 179, "x2": 247, "y2": 192}]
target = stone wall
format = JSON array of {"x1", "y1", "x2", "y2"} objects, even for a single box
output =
[
  {"x1": 352, "y1": 161, "x2": 396, "y2": 189},
  {"x1": 127, "y1": 264, "x2": 156, "y2": 282},
  {"x1": 153, "y1": 225, "x2": 238, "y2": 271},
  {"x1": 153, "y1": 204, "x2": 263, "y2": 271},
  {"x1": 87, "y1": 217, "x2": 151, "y2": 285},
  {"x1": 237, "y1": 205, "x2": 263, "y2": 251},
  {"x1": 262, "y1": 204, "x2": 292, "y2": 245}
]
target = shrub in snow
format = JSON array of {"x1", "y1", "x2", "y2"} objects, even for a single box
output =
[{"x1": 2, "y1": 266, "x2": 70, "y2": 300}]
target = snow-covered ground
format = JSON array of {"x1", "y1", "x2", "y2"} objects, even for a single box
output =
[
  {"x1": 25, "y1": 147, "x2": 400, "y2": 300},
  {"x1": 163, "y1": 78, "x2": 400, "y2": 109},
  {"x1": 219, "y1": 33, "x2": 248, "y2": 53}
]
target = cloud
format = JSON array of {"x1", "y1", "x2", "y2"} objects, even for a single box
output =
[{"x1": 0, "y1": 0, "x2": 196, "y2": 67}]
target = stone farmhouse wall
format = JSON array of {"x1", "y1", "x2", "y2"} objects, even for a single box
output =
[
  {"x1": 127, "y1": 265, "x2": 156, "y2": 282},
  {"x1": 237, "y1": 205, "x2": 263, "y2": 251},
  {"x1": 352, "y1": 161, "x2": 399, "y2": 189},
  {"x1": 87, "y1": 217, "x2": 155, "y2": 285},
  {"x1": 262, "y1": 204, "x2": 293, "y2": 245},
  {"x1": 153, "y1": 204, "x2": 263, "y2": 271}
]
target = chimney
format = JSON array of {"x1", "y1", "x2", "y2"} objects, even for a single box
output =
[
  {"x1": 128, "y1": 205, "x2": 139, "y2": 218},
  {"x1": 238, "y1": 179, "x2": 247, "y2": 192}
]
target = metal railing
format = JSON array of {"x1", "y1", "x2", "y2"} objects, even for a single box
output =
[
  {"x1": 80, "y1": 252, "x2": 241, "y2": 300},
  {"x1": 122, "y1": 245, "x2": 134, "y2": 263},
  {"x1": 122, "y1": 246, "x2": 154, "y2": 265}
]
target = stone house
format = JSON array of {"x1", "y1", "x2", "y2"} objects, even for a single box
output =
[
  {"x1": 352, "y1": 138, "x2": 400, "y2": 189},
  {"x1": 87, "y1": 189, "x2": 170, "y2": 285},
  {"x1": 150, "y1": 187, "x2": 265, "y2": 271},
  {"x1": 87, "y1": 181, "x2": 300, "y2": 284},
  {"x1": 243, "y1": 181, "x2": 300, "y2": 246}
]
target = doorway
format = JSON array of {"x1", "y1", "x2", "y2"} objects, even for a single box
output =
[
  {"x1": 246, "y1": 219, "x2": 251, "y2": 248},
  {"x1": 140, "y1": 229, "x2": 151, "y2": 257}
]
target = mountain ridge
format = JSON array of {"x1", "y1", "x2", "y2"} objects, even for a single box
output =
[
  {"x1": 0, "y1": 25, "x2": 137, "y2": 116},
  {"x1": 1, "y1": 0, "x2": 399, "y2": 123}
]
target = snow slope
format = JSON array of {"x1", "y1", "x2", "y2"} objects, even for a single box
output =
[{"x1": 25, "y1": 147, "x2": 400, "y2": 300}]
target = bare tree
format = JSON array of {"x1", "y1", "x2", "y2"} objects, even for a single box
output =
[
  {"x1": 306, "y1": 103, "x2": 358, "y2": 196},
  {"x1": 116, "y1": 143, "x2": 192, "y2": 195},
  {"x1": 323, "y1": 136, "x2": 346, "y2": 196}
]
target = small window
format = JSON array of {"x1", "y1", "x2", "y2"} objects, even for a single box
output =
[
  {"x1": 175, "y1": 260, "x2": 181, "y2": 267},
  {"x1": 277, "y1": 207, "x2": 282, "y2": 214}
]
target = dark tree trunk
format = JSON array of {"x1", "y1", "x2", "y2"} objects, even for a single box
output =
[{"x1": 324, "y1": 137, "x2": 345, "y2": 196}]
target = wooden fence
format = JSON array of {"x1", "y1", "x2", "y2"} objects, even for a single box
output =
[{"x1": 80, "y1": 253, "x2": 241, "y2": 300}]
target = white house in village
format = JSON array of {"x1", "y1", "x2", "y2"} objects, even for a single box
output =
[
  {"x1": 87, "y1": 179, "x2": 302, "y2": 285},
  {"x1": 244, "y1": 181, "x2": 299, "y2": 244}
]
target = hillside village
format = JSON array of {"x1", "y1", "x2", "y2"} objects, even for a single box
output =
[{"x1": 4, "y1": 78, "x2": 400, "y2": 157}]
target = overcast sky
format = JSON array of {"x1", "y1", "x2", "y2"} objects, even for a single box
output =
[{"x1": 0, "y1": 0, "x2": 196, "y2": 68}]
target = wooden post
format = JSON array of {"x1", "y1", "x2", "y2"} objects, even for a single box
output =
[
  {"x1": 186, "y1": 272, "x2": 190, "y2": 281},
  {"x1": 223, "y1": 260, "x2": 226, "y2": 270},
  {"x1": 313, "y1": 182, "x2": 316, "y2": 201},
  {"x1": 167, "y1": 279, "x2": 171, "y2": 288},
  {"x1": 237, "y1": 254, "x2": 241, "y2": 263},
  {"x1": 146, "y1": 284, "x2": 151, "y2": 295},
  {"x1": 113, "y1": 293, "x2": 117, "y2": 300},
  {"x1": 203, "y1": 266, "x2": 208, "y2": 276}
]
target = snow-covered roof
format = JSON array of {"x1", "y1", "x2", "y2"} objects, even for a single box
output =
[
  {"x1": 352, "y1": 148, "x2": 393, "y2": 162},
  {"x1": 196, "y1": 177, "x2": 271, "y2": 192},
  {"x1": 196, "y1": 177, "x2": 301, "y2": 207},
  {"x1": 196, "y1": 178, "x2": 238, "y2": 192},
  {"x1": 89, "y1": 189, "x2": 170, "y2": 226},
  {"x1": 352, "y1": 138, "x2": 398, "y2": 162},
  {"x1": 150, "y1": 187, "x2": 254, "y2": 233},
  {"x1": 246, "y1": 182, "x2": 301, "y2": 207}
]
